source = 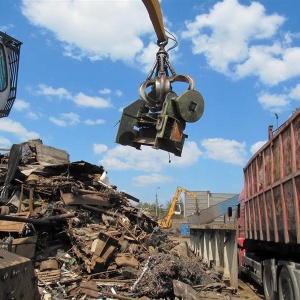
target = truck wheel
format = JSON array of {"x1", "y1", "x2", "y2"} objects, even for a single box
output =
[
  {"x1": 278, "y1": 265, "x2": 299, "y2": 300},
  {"x1": 263, "y1": 266, "x2": 278, "y2": 300}
]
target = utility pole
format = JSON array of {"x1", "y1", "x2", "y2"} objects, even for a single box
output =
[{"x1": 156, "y1": 187, "x2": 160, "y2": 217}]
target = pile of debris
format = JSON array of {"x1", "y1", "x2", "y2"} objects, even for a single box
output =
[{"x1": 0, "y1": 140, "x2": 236, "y2": 299}]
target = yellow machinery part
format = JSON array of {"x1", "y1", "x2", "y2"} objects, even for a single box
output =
[{"x1": 142, "y1": 0, "x2": 167, "y2": 44}]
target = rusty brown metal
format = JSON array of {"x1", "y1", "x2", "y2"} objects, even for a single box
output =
[
  {"x1": 11, "y1": 235, "x2": 38, "y2": 259},
  {"x1": 0, "y1": 249, "x2": 38, "y2": 299},
  {"x1": 0, "y1": 212, "x2": 30, "y2": 233},
  {"x1": 61, "y1": 192, "x2": 111, "y2": 206},
  {"x1": 40, "y1": 259, "x2": 59, "y2": 271},
  {"x1": 91, "y1": 232, "x2": 119, "y2": 272},
  {"x1": 28, "y1": 187, "x2": 36, "y2": 216},
  {"x1": 17, "y1": 184, "x2": 24, "y2": 213},
  {"x1": 0, "y1": 139, "x2": 227, "y2": 299}
]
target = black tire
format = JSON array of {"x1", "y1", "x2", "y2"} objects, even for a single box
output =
[
  {"x1": 263, "y1": 265, "x2": 278, "y2": 300},
  {"x1": 278, "y1": 265, "x2": 300, "y2": 300}
]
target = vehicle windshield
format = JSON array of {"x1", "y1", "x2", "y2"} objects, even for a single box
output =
[{"x1": 0, "y1": 43, "x2": 8, "y2": 92}]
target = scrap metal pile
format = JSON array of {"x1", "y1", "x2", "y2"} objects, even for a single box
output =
[{"x1": 0, "y1": 140, "x2": 236, "y2": 299}]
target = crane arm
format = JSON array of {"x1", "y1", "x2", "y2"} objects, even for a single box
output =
[
  {"x1": 142, "y1": 0, "x2": 167, "y2": 44},
  {"x1": 158, "y1": 186, "x2": 199, "y2": 229}
]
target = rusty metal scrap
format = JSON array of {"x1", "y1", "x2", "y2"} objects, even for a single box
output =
[{"x1": 0, "y1": 140, "x2": 236, "y2": 299}]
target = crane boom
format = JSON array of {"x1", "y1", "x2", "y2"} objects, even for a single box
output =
[
  {"x1": 142, "y1": 0, "x2": 167, "y2": 44},
  {"x1": 158, "y1": 186, "x2": 198, "y2": 229}
]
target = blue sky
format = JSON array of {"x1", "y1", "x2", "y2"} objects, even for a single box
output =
[{"x1": 1, "y1": 0, "x2": 300, "y2": 205}]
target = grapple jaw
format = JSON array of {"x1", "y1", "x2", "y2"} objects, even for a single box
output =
[
  {"x1": 115, "y1": 90, "x2": 204, "y2": 157},
  {"x1": 115, "y1": 43, "x2": 204, "y2": 157}
]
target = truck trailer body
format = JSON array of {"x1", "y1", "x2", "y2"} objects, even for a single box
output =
[{"x1": 238, "y1": 109, "x2": 300, "y2": 300}]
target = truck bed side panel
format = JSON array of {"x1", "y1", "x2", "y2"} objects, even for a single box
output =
[{"x1": 244, "y1": 110, "x2": 300, "y2": 245}]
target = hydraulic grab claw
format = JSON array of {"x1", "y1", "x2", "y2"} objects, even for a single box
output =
[
  {"x1": 115, "y1": 42, "x2": 204, "y2": 157},
  {"x1": 115, "y1": 0, "x2": 204, "y2": 157}
]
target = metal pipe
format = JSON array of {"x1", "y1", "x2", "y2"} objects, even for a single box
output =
[
  {"x1": 0, "y1": 212, "x2": 76, "y2": 225},
  {"x1": 0, "y1": 214, "x2": 54, "y2": 225}
]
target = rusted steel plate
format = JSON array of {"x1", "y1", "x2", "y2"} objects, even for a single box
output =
[
  {"x1": 0, "y1": 212, "x2": 30, "y2": 234},
  {"x1": 61, "y1": 193, "x2": 111, "y2": 206},
  {"x1": 11, "y1": 235, "x2": 38, "y2": 259},
  {"x1": 36, "y1": 269, "x2": 61, "y2": 284},
  {"x1": 0, "y1": 249, "x2": 38, "y2": 299}
]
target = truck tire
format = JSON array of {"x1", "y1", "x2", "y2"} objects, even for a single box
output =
[
  {"x1": 278, "y1": 265, "x2": 299, "y2": 300},
  {"x1": 263, "y1": 265, "x2": 278, "y2": 300}
]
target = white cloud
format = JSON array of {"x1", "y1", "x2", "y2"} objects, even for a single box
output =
[
  {"x1": 201, "y1": 138, "x2": 247, "y2": 165},
  {"x1": 0, "y1": 136, "x2": 11, "y2": 149},
  {"x1": 182, "y1": 0, "x2": 284, "y2": 74},
  {"x1": 168, "y1": 141, "x2": 202, "y2": 166},
  {"x1": 35, "y1": 84, "x2": 112, "y2": 109},
  {"x1": 49, "y1": 117, "x2": 67, "y2": 127},
  {"x1": 74, "y1": 93, "x2": 112, "y2": 109},
  {"x1": 290, "y1": 84, "x2": 300, "y2": 100},
  {"x1": 99, "y1": 88, "x2": 111, "y2": 95},
  {"x1": 250, "y1": 141, "x2": 267, "y2": 155},
  {"x1": 136, "y1": 42, "x2": 160, "y2": 74},
  {"x1": 93, "y1": 144, "x2": 108, "y2": 154},
  {"x1": 180, "y1": 0, "x2": 300, "y2": 86},
  {"x1": 37, "y1": 84, "x2": 71, "y2": 99},
  {"x1": 99, "y1": 141, "x2": 201, "y2": 172},
  {"x1": 258, "y1": 93, "x2": 290, "y2": 113},
  {"x1": 115, "y1": 90, "x2": 123, "y2": 97},
  {"x1": 84, "y1": 119, "x2": 106, "y2": 125},
  {"x1": 0, "y1": 24, "x2": 14, "y2": 32},
  {"x1": 132, "y1": 173, "x2": 173, "y2": 187},
  {"x1": 14, "y1": 99, "x2": 30, "y2": 111},
  {"x1": 235, "y1": 44, "x2": 300, "y2": 86},
  {"x1": 26, "y1": 111, "x2": 43, "y2": 120},
  {"x1": 49, "y1": 112, "x2": 80, "y2": 126},
  {"x1": 0, "y1": 118, "x2": 39, "y2": 141},
  {"x1": 61, "y1": 112, "x2": 80, "y2": 125},
  {"x1": 21, "y1": 0, "x2": 153, "y2": 63}
]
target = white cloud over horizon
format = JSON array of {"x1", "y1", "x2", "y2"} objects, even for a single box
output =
[
  {"x1": 132, "y1": 173, "x2": 173, "y2": 187},
  {"x1": 201, "y1": 138, "x2": 247, "y2": 166},
  {"x1": 0, "y1": 118, "x2": 39, "y2": 141},
  {"x1": 98, "y1": 141, "x2": 202, "y2": 172}
]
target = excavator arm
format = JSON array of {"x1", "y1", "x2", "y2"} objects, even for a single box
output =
[
  {"x1": 141, "y1": 0, "x2": 167, "y2": 44},
  {"x1": 158, "y1": 186, "x2": 199, "y2": 229},
  {"x1": 115, "y1": 0, "x2": 204, "y2": 157}
]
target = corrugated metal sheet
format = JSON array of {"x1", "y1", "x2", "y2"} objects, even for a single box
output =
[{"x1": 185, "y1": 191, "x2": 238, "y2": 224}]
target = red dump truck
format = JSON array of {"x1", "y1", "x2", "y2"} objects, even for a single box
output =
[{"x1": 237, "y1": 109, "x2": 300, "y2": 300}]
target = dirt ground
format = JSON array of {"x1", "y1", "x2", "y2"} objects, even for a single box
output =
[
  {"x1": 236, "y1": 278, "x2": 265, "y2": 300},
  {"x1": 169, "y1": 236, "x2": 265, "y2": 300}
]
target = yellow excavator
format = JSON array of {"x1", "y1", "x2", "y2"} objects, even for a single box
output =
[
  {"x1": 116, "y1": 0, "x2": 205, "y2": 157},
  {"x1": 158, "y1": 186, "x2": 199, "y2": 229}
]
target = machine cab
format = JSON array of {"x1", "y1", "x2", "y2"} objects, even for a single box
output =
[
  {"x1": 0, "y1": 31, "x2": 22, "y2": 118},
  {"x1": 0, "y1": 42, "x2": 10, "y2": 109}
]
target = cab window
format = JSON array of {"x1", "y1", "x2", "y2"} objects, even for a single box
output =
[{"x1": 0, "y1": 43, "x2": 8, "y2": 92}]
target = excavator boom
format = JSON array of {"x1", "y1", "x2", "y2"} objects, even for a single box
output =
[
  {"x1": 141, "y1": 0, "x2": 167, "y2": 44},
  {"x1": 158, "y1": 186, "x2": 198, "y2": 229}
]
